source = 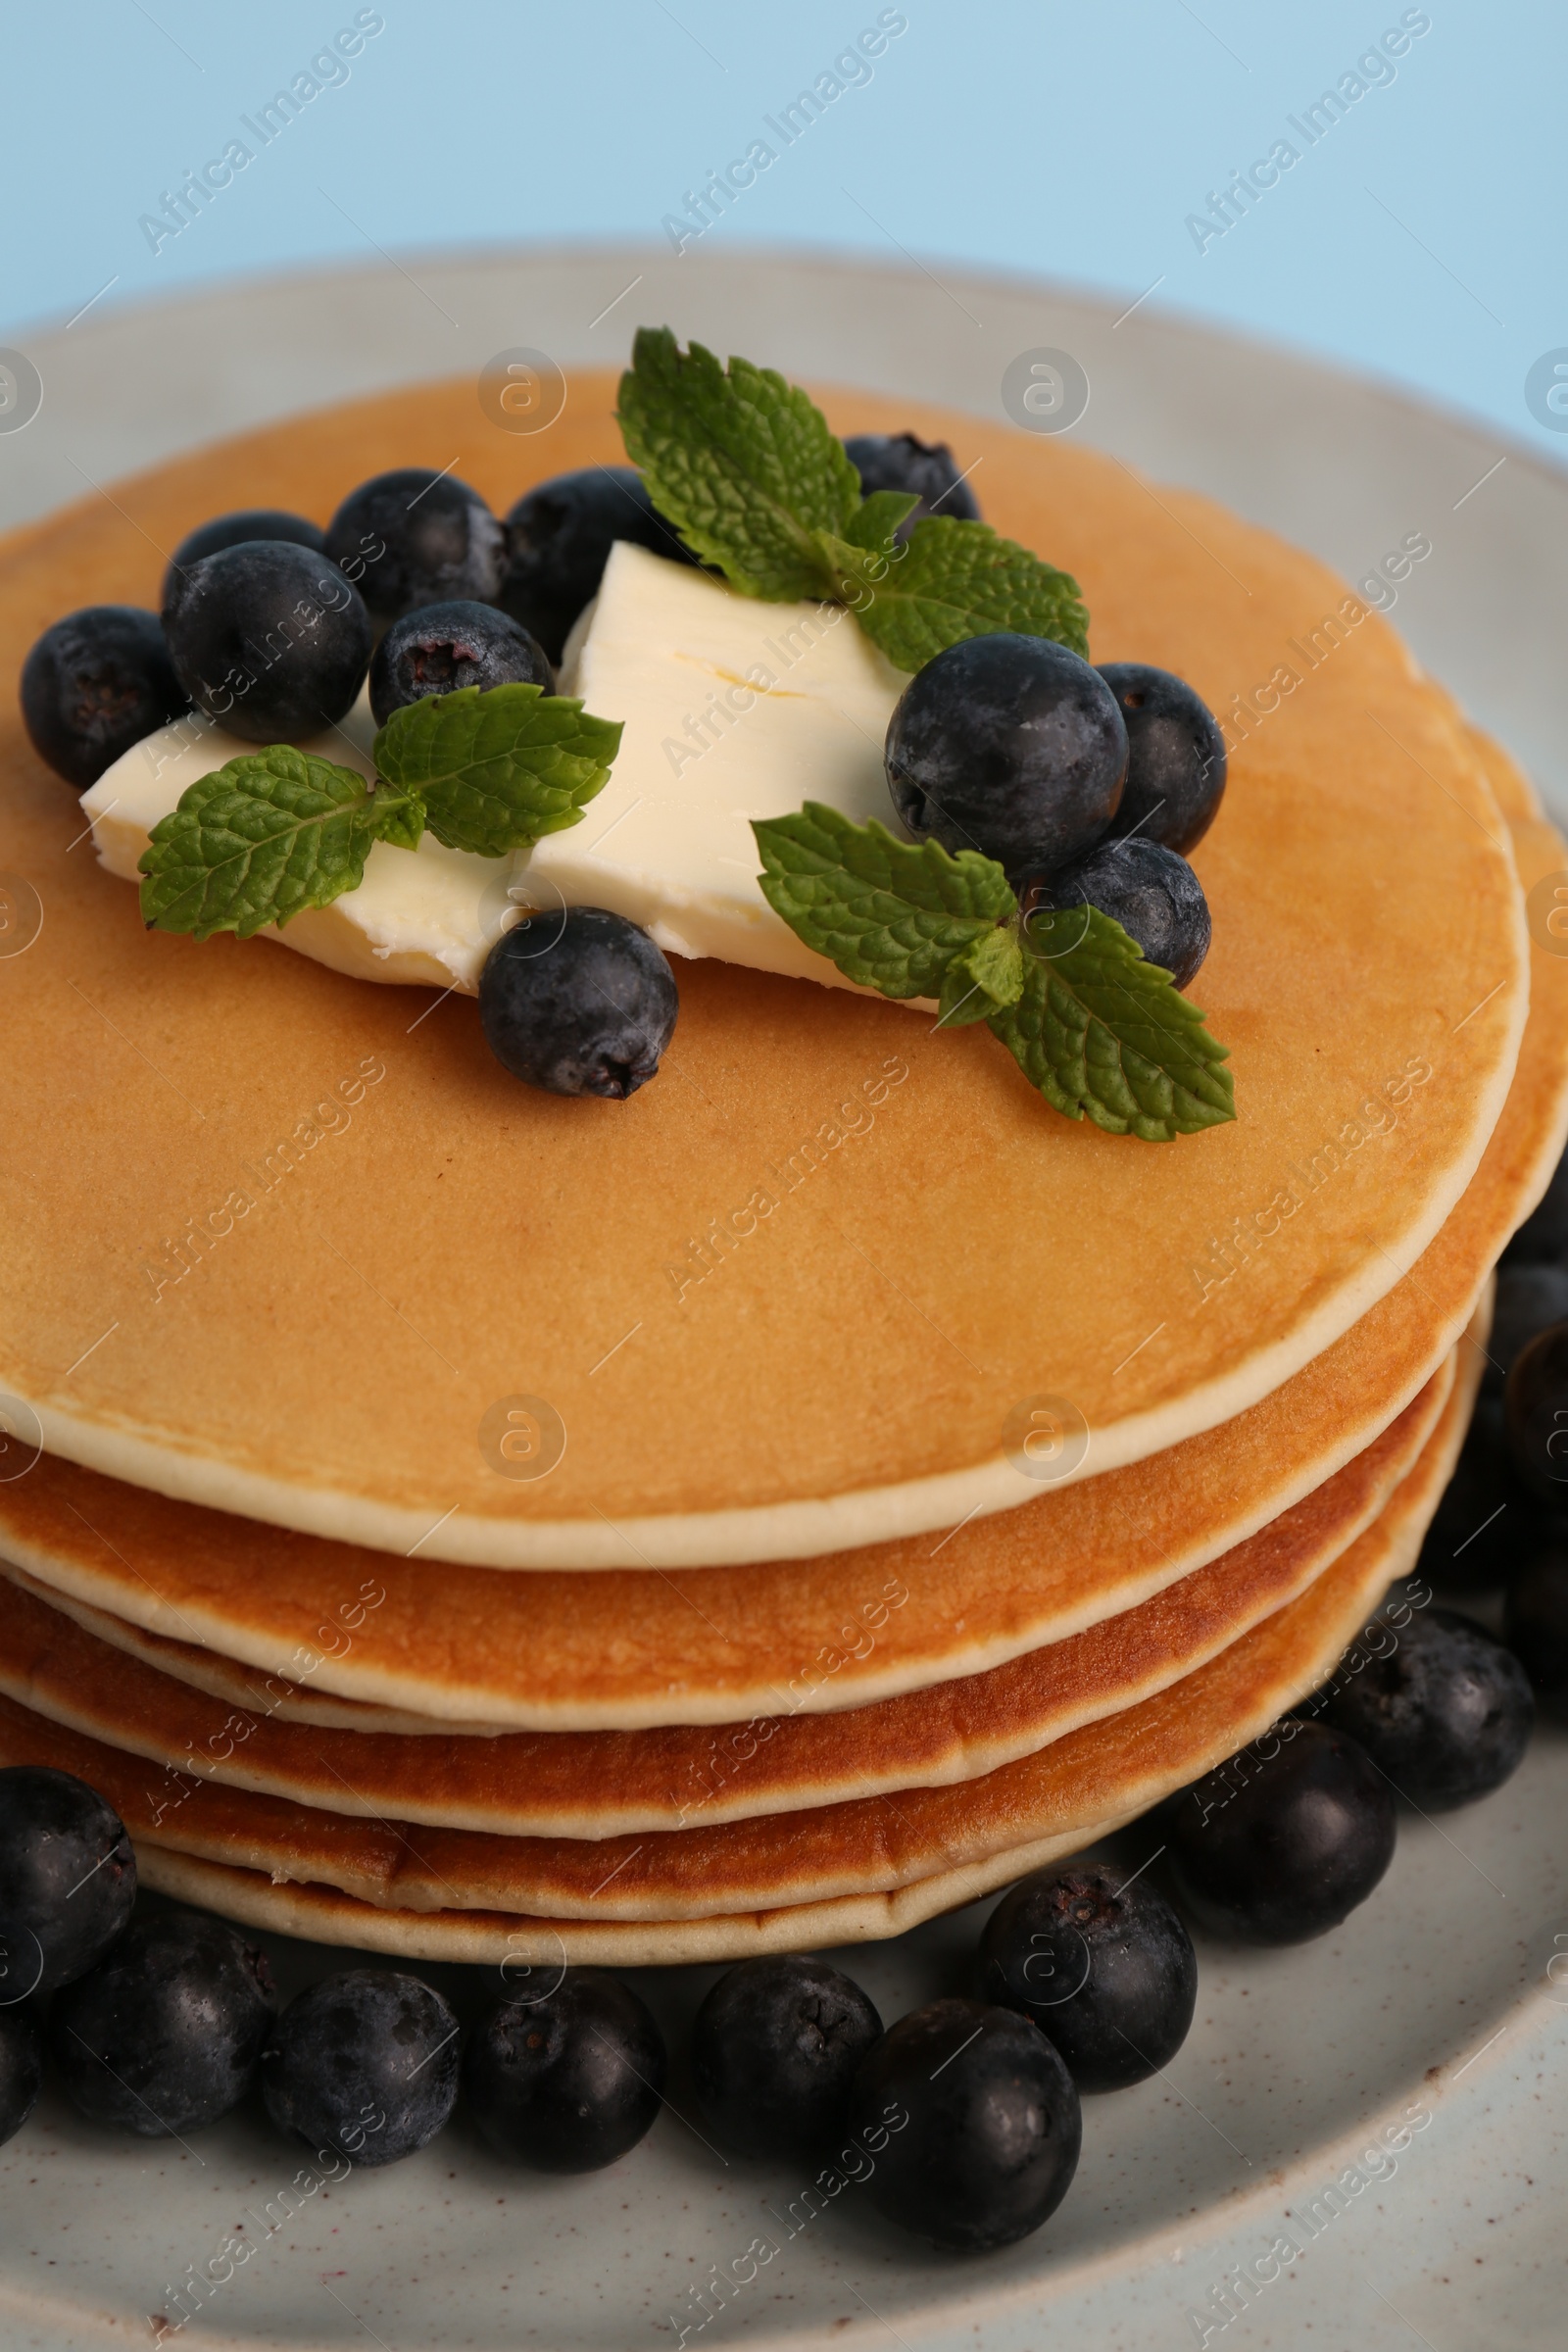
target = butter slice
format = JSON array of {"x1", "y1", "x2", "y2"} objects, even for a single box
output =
[
  {"x1": 536, "y1": 541, "x2": 906, "y2": 984},
  {"x1": 83, "y1": 543, "x2": 908, "y2": 996}
]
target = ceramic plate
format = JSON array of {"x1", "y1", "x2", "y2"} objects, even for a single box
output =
[{"x1": 2, "y1": 248, "x2": 1565, "y2": 2350}]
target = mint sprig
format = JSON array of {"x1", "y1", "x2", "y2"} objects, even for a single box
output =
[
  {"x1": 617, "y1": 328, "x2": 1088, "y2": 669},
  {"x1": 138, "y1": 748, "x2": 414, "y2": 941},
  {"x1": 753, "y1": 802, "x2": 1018, "y2": 1003},
  {"x1": 373, "y1": 683, "x2": 621, "y2": 856},
  {"x1": 753, "y1": 805, "x2": 1234, "y2": 1142},
  {"x1": 138, "y1": 685, "x2": 622, "y2": 940}
]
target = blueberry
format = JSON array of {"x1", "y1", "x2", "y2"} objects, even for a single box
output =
[
  {"x1": 0, "y1": 1765, "x2": 135, "y2": 1993},
  {"x1": 885, "y1": 633, "x2": 1126, "y2": 872},
  {"x1": 479, "y1": 906, "x2": 678, "y2": 1100},
  {"x1": 1022, "y1": 836, "x2": 1211, "y2": 990},
  {"x1": 262, "y1": 1968, "x2": 459, "y2": 2167},
  {"x1": 1309, "y1": 1606, "x2": 1534, "y2": 1809},
  {"x1": 1505, "y1": 1321, "x2": 1568, "y2": 1502},
  {"x1": 1416, "y1": 1396, "x2": 1550, "y2": 1590},
  {"x1": 0, "y1": 2005, "x2": 41, "y2": 2146},
  {"x1": 691, "y1": 1954, "x2": 882, "y2": 2158},
  {"x1": 1097, "y1": 663, "x2": 1227, "y2": 854},
  {"x1": 324, "y1": 468, "x2": 504, "y2": 626},
  {"x1": 369, "y1": 599, "x2": 553, "y2": 727},
  {"x1": 976, "y1": 1864, "x2": 1197, "y2": 2092},
  {"x1": 1505, "y1": 1544, "x2": 1568, "y2": 1716},
  {"x1": 463, "y1": 1968, "x2": 664, "y2": 2173},
  {"x1": 1487, "y1": 1264, "x2": 1568, "y2": 1400},
  {"x1": 50, "y1": 1908, "x2": 273, "y2": 2135},
  {"x1": 162, "y1": 509, "x2": 323, "y2": 608},
  {"x1": 1160, "y1": 1719, "x2": 1396, "y2": 1943},
  {"x1": 849, "y1": 1998, "x2": 1080, "y2": 2252},
  {"x1": 497, "y1": 467, "x2": 696, "y2": 664},
  {"x1": 842, "y1": 432, "x2": 980, "y2": 539},
  {"x1": 1501, "y1": 1141, "x2": 1568, "y2": 1268},
  {"x1": 161, "y1": 540, "x2": 371, "y2": 742},
  {"x1": 21, "y1": 607, "x2": 185, "y2": 790}
]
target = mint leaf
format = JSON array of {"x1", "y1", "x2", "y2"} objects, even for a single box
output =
[
  {"x1": 373, "y1": 683, "x2": 621, "y2": 857},
  {"x1": 840, "y1": 489, "x2": 919, "y2": 554},
  {"x1": 989, "y1": 906, "x2": 1235, "y2": 1141},
  {"x1": 137, "y1": 748, "x2": 414, "y2": 941},
  {"x1": 848, "y1": 516, "x2": 1089, "y2": 671},
  {"x1": 616, "y1": 328, "x2": 862, "y2": 601},
  {"x1": 753, "y1": 801, "x2": 1016, "y2": 1001},
  {"x1": 940, "y1": 923, "x2": 1026, "y2": 1026}
]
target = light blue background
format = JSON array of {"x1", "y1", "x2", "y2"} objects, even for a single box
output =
[{"x1": 6, "y1": 0, "x2": 1562, "y2": 449}]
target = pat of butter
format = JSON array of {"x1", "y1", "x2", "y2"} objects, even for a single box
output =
[
  {"x1": 535, "y1": 541, "x2": 907, "y2": 983},
  {"x1": 83, "y1": 543, "x2": 908, "y2": 997}
]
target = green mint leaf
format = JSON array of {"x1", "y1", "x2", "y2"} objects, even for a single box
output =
[
  {"x1": 372, "y1": 788, "x2": 427, "y2": 854},
  {"x1": 373, "y1": 683, "x2": 621, "y2": 857},
  {"x1": 848, "y1": 515, "x2": 1090, "y2": 672},
  {"x1": 753, "y1": 800, "x2": 1016, "y2": 1002},
  {"x1": 840, "y1": 489, "x2": 919, "y2": 555},
  {"x1": 137, "y1": 748, "x2": 413, "y2": 941},
  {"x1": 939, "y1": 923, "x2": 1026, "y2": 1026},
  {"x1": 989, "y1": 906, "x2": 1235, "y2": 1141},
  {"x1": 616, "y1": 327, "x2": 860, "y2": 601}
]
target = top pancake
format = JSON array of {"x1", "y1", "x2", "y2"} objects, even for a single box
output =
[{"x1": 0, "y1": 372, "x2": 1526, "y2": 1566}]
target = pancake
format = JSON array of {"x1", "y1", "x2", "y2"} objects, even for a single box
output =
[
  {"x1": 0, "y1": 1348, "x2": 1455, "y2": 1836},
  {"x1": 0, "y1": 375, "x2": 1527, "y2": 1568},
  {"x1": 1, "y1": 831, "x2": 1559, "y2": 1734},
  {"x1": 0, "y1": 1345, "x2": 1472, "y2": 1928}
]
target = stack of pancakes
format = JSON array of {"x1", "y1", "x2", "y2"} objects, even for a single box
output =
[{"x1": 2, "y1": 378, "x2": 1564, "y2": 1966}]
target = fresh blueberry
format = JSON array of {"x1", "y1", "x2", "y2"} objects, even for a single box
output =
[
  {"x1": 1501, "y1": 1142, "x2": 1568, "y2": 1268},
  {"x1": 161, "y1": 540, "x2": 371, "y2": 742},
  {"x1": 324, "y1": 468, "x2": 505, "y2": 626},
  {"x1": 1505, "y1": 1321, "x2": 1568, "y2": 1502},
  {"x1": 850, "y1": 1998, "x2": 1080, "y2": 2252},
  {"x1": 0, "y1": 2006, "x2": 42, "y2": 2147},
  {"x1": 262, "y1": 1968, "x2": 459, "y2": 2167},
  {"x1": 1160, "y1": 1719, "x2": 1396, "y2": 1943},
  {"x1": 369, "y1": 599, "x2": 553, "y2": 726},
  {"x1": 479, "y1": 906, "x2": 678, "y2": 1100},
  {"x1": 21, "y1": 607, "x2": 185, "y2": 790},
  {"x1": 1308, "y1": 1606, "x2": 1534, "y2": 1809},
  {"x1": 1022, "y1": 835, "x2": 1211, "y2": 990},
  {"x1": 842, "y1": 432, "x2": 980, "y2": 538},
  {"x1": 885, "y1": 633, "x2": 1126, "y2": 872},
  {"x1": 463, "y1": 1968, "x2": 664, "y2": 2173},
  {"x1": 691, "y1": 1954, "x2": 882, "y2": 2158},
  {"x1": 1486, "y1": 1264, "x2": 1568, "y2": 1400},
  {"x1": 0, "y1": 1765, "x2": 135, "y2": 1994},
  {"x1": 1416, "y1": 1396, "x2": 1550, "y2": 1590},
  {"x1": 1505, "y1": 1544, "x2": 1568, "y2": 1716},
  {"x1": 1098, "y1": 662, "x2": 1227, "y2": 854},
  {"x1": 497, "y1": 467, "x2": 696, "y2": 664},
  {"x1": 50, "y1": 1908, "x2": 273, "y2": 2135},
  {"x1": 162, "y1": 509, "x2": 324, "y2": 608},
  {"x1": 976, "y1": 1863, "x2": 1197, "y2": 2092}
]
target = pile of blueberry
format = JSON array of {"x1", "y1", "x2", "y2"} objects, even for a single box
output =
[
  {"x1": 20, "y1": 432, "x2": 1222, "y2": 1107},
  {"x1": 0, "y1": 1514, "x2": 1541, "y2": 2254}
]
